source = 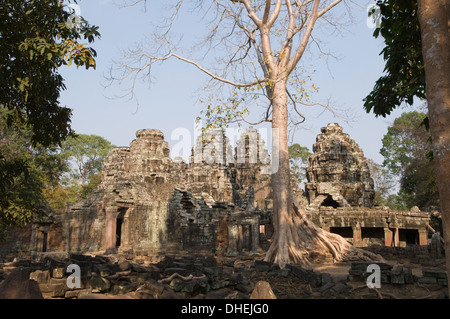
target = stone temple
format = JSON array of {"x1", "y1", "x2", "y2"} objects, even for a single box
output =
[{"x1": 0, "y1": 124, "x2": 431, "y2": 260}]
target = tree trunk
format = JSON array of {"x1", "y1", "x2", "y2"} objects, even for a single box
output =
[
  {"x1": 264, "y1": 81, "x2": 384, "y2": 268},
  {"x1": 418, "y1": 0, "x2": 450, "y2": 290}
]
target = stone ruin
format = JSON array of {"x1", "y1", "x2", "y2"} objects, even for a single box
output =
[
  {"x1": 304, "y1": 123, "x2": 430, "y2": 248},
  {"x1": 305, "y1": 123, "x2": 375, "y2": 208},
  {"x1": 0, "y1": 123, "x2": 432, "y2": 260}
]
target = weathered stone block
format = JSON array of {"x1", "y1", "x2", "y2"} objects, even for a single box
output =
[
  {"x1": 254, "y1": 260, "x2": 271, "y2": 272},
  {"x1": 52, "y1": 267, "x2": 65, "y2": 279},
  {"x1": 390, "y1": 273, "x2": 405, "y2": 285},
  {"x1": 164, "y1": 267, "x2": 191, "y2": 277},
  {"x1": 64, "y1": 289, "x2": 92, "y2": 299},
  {"x1": 422, "y1": 269, "x2": 447, "y2": 279},
  {"x1": 143, "y1": 279, "x2": 166, "y2": 298},
  {"x1": 287, "y1": 264, "x2": 321, "y2": 287},
  {"x1": 437, "y1": 279, "x2": 448, "y2": 286},
  {"x1": 0, "y1": 268, "x2": 43, "y2": 299},
  {"x1": 417, "y1": 276, "x2": 437, "y2": 284},
  {"x1": 250, "y1": 281, "x2": 277, "y2": 299},
  {"x1": 111, "y1": 283, "x2": 138, "y2": 295},
  {"x1": 90, "y1": 274, "x2": 111, "y2": 293},
  {"x1": 30, "y1": 270, "x2": 50, "y2": 284},
  {"x1": 51, "y1": 283, "x2": 68, "y2": 298}
]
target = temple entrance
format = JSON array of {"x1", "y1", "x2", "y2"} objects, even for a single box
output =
[
  {"x1": 399, "y1": 229, "x2": 419, "y2": 245},
  {"x1": 116, "y1": 215, "x2": 123, "y2": 247},
  {"x1": 321, "y1": 195, "x2": 340, "y2": 208},
  {"x1": 42, "y1": 231, "x2": 48, "y2": 252},
  {"x1": 116, "y1": 208, "x2": 128, "y2": 249},
  {"x1": 330, "y1": 227, "x2": 353, "y2": 239},
  {"x1": 105, "y1": 207, "x2": 130, "y2": 254}
]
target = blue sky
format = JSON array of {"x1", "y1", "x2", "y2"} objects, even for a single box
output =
[{"x1": 58, "y1": 0, "x2": 422, "y2": 165}]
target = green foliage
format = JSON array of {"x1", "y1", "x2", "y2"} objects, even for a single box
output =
[
  {"x1": 385, "y1": 193, "x2": 408, "y2": 211},
  {"x1": 363, "y1": 0, "x2": 425, "y2": 117},
  {"x1": 196, "y1": 90, "x2": 250, "y2": 131},
  {"x1": 0, "y1": 0, "x2": 100, "y2": 234},
  {"x1": 1, "y1": 108, "x2": 113, "y2": 232},
  {"x1": 380, "y1": 111, "x2": 429, "y2": 174},
  {"x1": 0, "y1": 0, "x2": 100, "y2": 147},
  {"x1": 0, "y1": 108, "x2": 68, "y2": 234},
  {"x1": 60, "y1": 134, "x2": 114, "y2": 185},
  {"x1": 79, "y1": 172, "x2": 102, "y2": 199},
  {"x1": 196, "y1": 76, "x2": 317, "y2": 131},
  {"x1": 366, "y1": 159, "x2": 395, "y2": 207},
  {"x1": 380, "y1": 111, "x2": 438, "y2": 210},
  {"x1": 288, "y1": 143, "x2": 311, "y2": 185}
]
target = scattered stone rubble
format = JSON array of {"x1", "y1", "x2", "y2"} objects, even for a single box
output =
[{"x1": 0, "y1": 247, "x2": 447, "y2": 299}]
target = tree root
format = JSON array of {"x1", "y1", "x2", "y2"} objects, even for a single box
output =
[
  {"x1": 159, "y1": 273, "x2": 206, "y2": 284},
  {"x1": 265, "y1": 203, "x2": 385, "y2": 268},
  {"x1": 374, "y1": 288, "x2": 400, "y2": 299}
]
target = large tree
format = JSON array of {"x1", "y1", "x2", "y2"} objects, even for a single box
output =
[
  {"x1": 365, "y1": 0, "x2": 450, "y2": 288},
  {"x1": 0, "y1": 108, "x2": 67, "y2": 237},
  {"x1": 0, "y1": 0, "x2": 100, "y2": 229},
  {"x1": 288, "y1": 143, "x2": 311, "y2": 186},
  {"x1": 61, "y1": 134, "x2": 115, "y2": 186},
  {"x1": 0, "y1": 0, "x2": 100, "y2": 147},
  {"x1": 366, "y1": 159, "x2": 395, "y2": 207},
  {"x1": 109, "y1": 0, "x2": 382, "y2": 267},
  {"x1": 418, "y1": 0, "x2": 450, "y2": 290},
  {"x1": 380, "y1": 111, "x2": 438, "y2": 210}
]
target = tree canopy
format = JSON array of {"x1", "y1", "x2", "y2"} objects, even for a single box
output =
[
  {"x1": 380, "y1": 111, "x2": 439, "y2": 210},
  {"x1": 60, "y1": 134, "x2": 115, "y2": 186},
  {"x1": 0, "y1": 0, "x2": 100, "y2": 147},
  {"x1": 363, "y1": 0, "x2": 425, "y2": 117},
  {"x1": 0, "y1": 0, "x2": 100, "y2": 230},
  {"x1": 0, "y1": 108, "x2": 67, "y2": 236},
  {"x1": 288, "y1": 143, "x2": 311, "y2": 186}
]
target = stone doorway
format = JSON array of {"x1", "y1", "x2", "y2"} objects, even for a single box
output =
[
  {"x1": 41, "y1": 231, "x2": 48, "y2": 252},
  {"x1": 116, "y1": 215, "x2": 123, "y2": 247},
  {"x1": 105, "y1": 206, "x2": 130, "y2": 254},
  {"x1": 399, "y1": 229, "x2": 419, "y2": 245},
  {"x1": 321, "y1": 195, "x2": 340, "y2": 208}
]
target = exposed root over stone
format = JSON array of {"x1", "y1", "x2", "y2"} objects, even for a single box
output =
[
  {"x1": 265, "y1": 204, "x2": 385, "y2": 268},
  {"x1": 159, "y1": 273, "x2": 206, "y2": 284}
]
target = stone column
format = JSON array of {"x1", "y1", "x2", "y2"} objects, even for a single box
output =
[
  {"x1": 431, "y1": 232, "x2": 442, "y2": 258},
  {"x1": 105, "y1": 207, "x2": 118, "y2": 254},
  {"x1": 227, "y1": 224, "x2": 239, "y2": 256},
  {"x1": 30, "y1": 224, "x2": 38, "y2": 253},
  {"x1": 251, "y1": 223, "x2": 260, "y2": 252},
  {"x1": 122, "y1": 214, "x2": 130, "y2": 250},
  {"x1": 418, "y1": 229, "x2": 428, "y2": 246},
  {"x1": 393, "y1": 227, "x2": 399, "y2": 247},
  {"x1": 384, "y1": 228, "x2": 393, "y2": 247},
  {"x1": 352, "y1": 222, "x2": 362, "y2": 247},
  {"x1": 242, "y1": 224, "x2": 250, "y2": 251},
  {"x1": 237, "y1": 225, "x2": 244, "y2": 252}
]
